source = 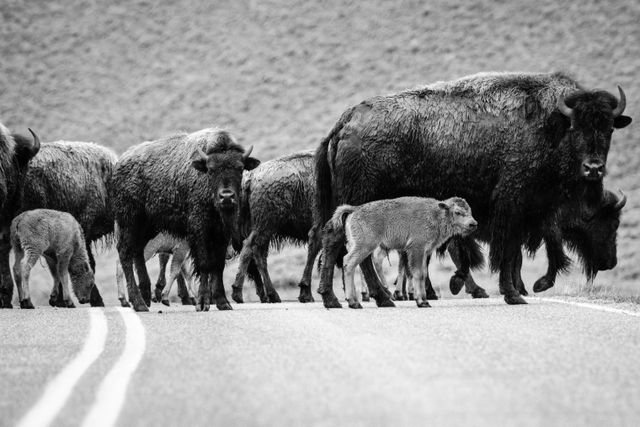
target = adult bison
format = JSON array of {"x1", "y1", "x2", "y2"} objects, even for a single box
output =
[
  {"x1": 112, "y1": 128, "x2": 260, "y2": 312},
  {"x1": 231, "y1": 150, "x2": 321, "y2": 304},
  {"x1": 315, "y1": 72, "x2": 631, "y2": 308},
  {"x1": 13, "y1": 140, "x2": 117, "y2": 307},
  {"x1": 0, "y1": 124, "x2": 40, "y2": 308}
]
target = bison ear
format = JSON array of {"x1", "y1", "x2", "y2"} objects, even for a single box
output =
[
  {"x1": 244, "y1": 157, "x2": 260, "y2": 171},
  {"x1": 613, "y1": 115, "x2": 632, "y2": 129},
  {"x1": 545, "y1": 112, "x2": 570, "y2": 148},
  {"x1": 438, "y1": 201, "x2": 450, "y2": 211},
  {"x1": 190, "y1": 148, "x2": 208, "y2": 173}
]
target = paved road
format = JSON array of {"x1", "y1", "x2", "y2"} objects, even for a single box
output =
[{"x1": 2, "y1": 298, "x2": 640, "y2": 427}]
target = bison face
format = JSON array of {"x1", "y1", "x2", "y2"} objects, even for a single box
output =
[
  {"x1": 191, "y1": 144, "x2": 260, "y2": 213},
  {"x1": 69, "y1": 258, "x2": 95, "y2": 304},
  {"x1": 440, "y1": 197, "x2": 478, "y2": 236},
  {"x1": 557, "y1": 87, "x2": 631, "y2": 182},
  {"x1": 565, "y1": 189, "x2": 626, "y2": 276}
]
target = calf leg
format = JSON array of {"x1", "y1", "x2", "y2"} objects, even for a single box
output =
[
  {"x1": 177, "y1": 266, "x2": 196, "y2": 306},
  {"x1": 161, "y1": 251, "x2": 189, "y2": 306},
  {"x1": 56, "y1": 255, "x2": 75, "y2": 308},
  {"x1": 45, "y1": 257, "x2": 66, "y2": 308},
  {"x1": 358, "y1": 268, "x2": 370, "y2": 302},
  {"x1": 407, "y1": 249, "x2": 430, "y2": 308},
  {"x1": 115, "y1": 259, "x2": 129, "y2": 307},
  {"x1": 360, "y1": 255, "x2": 394, "y2": 307},
  {"x1": 0, "y1": 233, "x2": 14, "y2": 308},
  {"x1": 18, "y1": 251, "x2": 39, "y2": 309},
  {"x1": 298, "y1": 224, "x2": 321, "y2": 303},
  {"x1": 423, "y1": 256, "x2": 439, "y2": 300},
  {"x1": 152, "y1": 252, "x2": 170, "y2": 303},
  {"x1": 343, "y1": 244, "x2": 373, "y2": 309},
  {"x1": 392, "y1": 252, "x2": 408, "y2": 301}
]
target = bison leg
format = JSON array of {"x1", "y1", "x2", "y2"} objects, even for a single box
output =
[
  {"x1": 196, "y1": 273, "x2": 212, "y2": 312},
  {"x1": 360, "y1": 255, "x2": 394, "y2": 307},
  {"x1": 247, "y1": 260, "x2": 268, "y2": 303},
  {"x1": 83, "y1": 242, "x2": 104, "y2": 307},
  {"x1": 447, "y1": 240, "x2": 489, "y2": 299},
  {"x1": 231, "y1": 231, "x2": 259, "y2": 304},
  {"x1": 253, "y1": 244, "x2": 281, "y2": 303},
  {"x1": 533, "y1": 232, "x2": 566, "y2": 293},
  {"x1": 513, "y1": 251, "x2": 527, "y2": 296},
  {"x1": 153, "y1": 252, "x2": 170, "y2": 303},
  {"x1": 177, "y1": 273, "x2": 196, "y2": 306},
  {"x1": 497, "y1": 250, "x2": 527, "y2": 305},
  {"x1": 116, "y1": 230, "x2": 148, "y2": 312},
  {"x1": 298, "y1": 224, "x2": 321, "y2": 303},
  {"x1": 134, "y1": 253, "x2": 152, "y2": 307},
  {"x1": 0, "y1": 234, "x2": 14, "y2": 308},
  {"x1": 317, "y1": 221, "x2": 343, "y2": 308},
  {"x1": 210, "y1": 245, "x2": 232, "y2": 311}
]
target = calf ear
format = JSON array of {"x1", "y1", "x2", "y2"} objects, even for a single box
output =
[
  {"x1": 613, "y1": 115, "x2": 632, "y2": 129},
  {"x1": 190, "y1": 148, "x2": 208, "y2": 173},
  {"x1": 438, "y1": 201, "x2": 450, "y2": 211},
  {"x1": 244, "y1": 157, "x2": 261, "y2": 171}
]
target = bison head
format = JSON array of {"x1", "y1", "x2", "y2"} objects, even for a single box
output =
[
  {"x1": 557, "y1": 86, "x2": 631, "y2": 182},
  {"x1": 190, "y1": 130, "x2": 260, "y2": 213},
  {"x1": 563, "y1": 189, "x2": 626, "y2": 278}
]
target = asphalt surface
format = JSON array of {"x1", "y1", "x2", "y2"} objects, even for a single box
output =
[{"x1": 2, "y1": 298, "x2": 640, "y2": 427}]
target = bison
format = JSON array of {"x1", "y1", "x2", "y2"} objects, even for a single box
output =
[
  {"x1": 315, "y1": 72, "x2": 631, "y2": 308},
  {"x1": 231, "y1": 150, "x2": 321, "y2": 304},
  {"x1": 0, "y1": 124, "x2": 40, "y2": 308},
  {"x1": 9, "y1": 140, "x2": 117, "y2": 307},
  {"x1": 112, "y1": 128, "x2": 260, "y2": 312},
  {"x1": 11, "y1": 209, "x2": 95, "y2": 308}
]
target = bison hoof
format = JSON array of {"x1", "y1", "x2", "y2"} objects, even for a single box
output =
[
  {"x1": 152, "y1": 288, "x2": 163, "y2": 303},
  {"x1": 132, "y1": 301, "x2": 149, "y2": 312},
  {"x1": 119, "y1": 298, "x2": 131, "y2": 308},
  {"x1": 504, "y1": 294, "x2": 528, "y2": 305},
  {"x1": 321, "y1": 293, "x2": 342, "y2": 309},
  {"x1": 267, "y1": 292, "x2": 281, "y2": 303},
  {"x1": 408, "y1": 292, "x2": 414, "y2": 301},
  {"x1": 65, "y1": 300, "x2": 76, "y2": 308},
  {"x1": 533, "y1": 277, "x2": 554, "y2": 293},
  {"x1": 20, "y1": 299, "x2": 35, "y2": 309},
  {"x1": 348, "y1": 300, "x2": 363, "y2": 309},
  {"x1": 392, "y1": 290, "x2": 406, "y2": 301},
  {"x1": 449, "y1": 274, "x2": 466, "y2": 295},
  {"x1": 416, "y1": 300, "x2": 431, "y2": 308},
  {"x1": 298, "y1": 285, "x2": 314, "y2": 303},
  {"x1": 161, "y1": 299, "x2": 170, "y2": 307},
  {"x1": 519, "y1": 287, "x2": 529, "y2": 296},
  {"x1": 470, "y1": 287, "x2": 490, "y2": 299},
  {"x1": 216, "y1": 301, "x2": 233, "y2": 311},
  {"x1": 49, "y1": 297, "x2": 58, "y2": 307},
  {"x1": 376, "y1": 298, "x2": 395, "y2": 308},
  {"x1": 361, "y1": 292, "x2": 370, "y2": 302},
  {"x1": 231, "y1": 287, "x2": 244, "y2": 304}
]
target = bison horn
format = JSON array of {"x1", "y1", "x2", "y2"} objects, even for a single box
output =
[
  {"x1": 27, "y1": 128, "x2": 41, "y2": 154},
  {"x1": 612, "y1": 85, "x2": 626, "y2": 118},
  {"x1": 242, "y1": 145, "x2": 254, "y2": 160},
  {"x1": 557, "y1": 94, "x2": 575, "y2": 129},
  {"x1": 613, "y1": 188, "x2": 627, "y2": 211}
]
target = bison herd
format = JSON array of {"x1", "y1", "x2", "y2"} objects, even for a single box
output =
[{"x1": 0, "y1": 71, "x2": 631, "y2": 312}]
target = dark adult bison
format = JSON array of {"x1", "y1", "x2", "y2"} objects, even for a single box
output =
[
  {"x1": 315, "y1": 72, "x2": 631, "y2": 308},
  {"x1": 231, "y1": 150, "x2": 321, "y2": 304},
  {"x1": 0, "y1": 124, "x2": 40, "y2": 308},
  {"x1": 112, "y1": 128, "x2": 260, "y2": 312},
  {"x1": 12, "y1": 140, "x2": 117, "y2": 307}
]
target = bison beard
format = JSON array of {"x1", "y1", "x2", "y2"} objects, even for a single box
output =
[
  {"x1": 314, "y1": 72, "x2": 631, "y2": 307},
  {"x1": 111, "y1": 128, "x2": 260, "y2": 312},
  {"x1": 0, "y1": 126, "x2": 40, "y2": 308}
]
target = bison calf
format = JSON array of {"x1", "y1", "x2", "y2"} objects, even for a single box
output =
[
  {"x1": 327, "y1": 196, "x2": 477, "y2": 308},
  {"x1": 11, "y1": 209, "x2": 95, "y2": 308}
]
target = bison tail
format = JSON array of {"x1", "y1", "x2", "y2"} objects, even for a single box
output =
[
  {"x1": 465, "y1": 238, "x2": 485, "y2": 270},
  {"x1": 314, "y1": 106, "x2": 356, "y2": 226}
]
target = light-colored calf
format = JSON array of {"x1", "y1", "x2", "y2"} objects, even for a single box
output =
[
  {"x1": 11, "y1": 209, "x2": 95, "y2": 309},
  {"x1": 330, "y1": 196, "x2": 477, "y2": 308}
]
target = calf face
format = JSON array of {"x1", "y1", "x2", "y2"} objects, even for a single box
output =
[
  {"x1": 69, "y1": 258, "x2": 95, "y2": 304},
  {"x1": 440, "y1": 197, "x2": 477, "y2": 236}
]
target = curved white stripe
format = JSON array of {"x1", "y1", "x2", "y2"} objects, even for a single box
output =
[
  {"x1": 81, "y1": 307, "x2": 146, "y2": 427},
  {"x1": 537, "y1": 297, "x2": 640, "y2": 317},
  {"x1": 17, "y1": 309, "x2": 108, "y2": 427}
]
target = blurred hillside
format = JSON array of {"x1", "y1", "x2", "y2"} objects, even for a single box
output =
[{"x1": 1, "y1": 0, "x2": 638, "y2": 303}]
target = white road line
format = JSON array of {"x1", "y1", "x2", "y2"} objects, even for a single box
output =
[
  {"x1": 16, "y1": 309, "x2": 108, "y2": 427},
  {"x1": 537, "y1": 297, "x2": 640, "y2": 318},
  {"x1": 81, "y1": 307, "x2": 146, "y2": 427}
]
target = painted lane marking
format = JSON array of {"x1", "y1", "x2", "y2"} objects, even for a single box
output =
[
  {"x1": 81, "y1": 307, "x2": 146, "y2": 427},
  {"x1": 536, "y1": 297, "x2": 640, "y2": 318},
  {"x1": 17, "y1": 309, "x2": 108, "y2": 427}
]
